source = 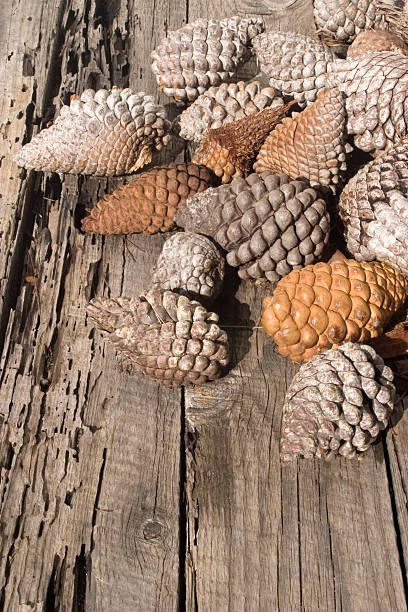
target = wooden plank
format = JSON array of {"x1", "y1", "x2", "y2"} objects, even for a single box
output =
[
  {"x1": 184, "y1": 2, "x2": 408, "y2": 611},
  {"x1": 0, "y1": 1, "x2": 186, "y2": 609}
]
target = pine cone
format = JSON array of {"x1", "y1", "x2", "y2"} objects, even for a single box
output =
[
  {"x1": 254, "y1": 88, "x2": 348, "y2": 189},
  {"x1": 281, "y1": 342, "x2": 395, "y2": 462},
  {"x1": 178, "y1": 81, "x2": 284, "y2": 142},
  {"x1": 377, "y1": 1, "x2": 408, "y2": 44},
  {"x1": 175, "y1": 172, "x2": 330, "y2": 281},
  {"x1": 192, "y1": 103, "x2": 292, "y2": 183},
  {"x1": 151, "y1": 17, "x2": 264, "y2": 103},
  {"x1": 14, "y1": 88, "x2": 171, "y2": 176},
  {"x1": 252, "y1": 31, "x2": 336, "y2": 107},
  {"x1": 81, "y1": 163, "x2": 213, "y2": 235},
  {"x1": 149, "y1": 232, "x2": 225, "y2": 301},
  {"x1": 262, "y1": 259, "x2": 408, "y2": 362},
  {"x1": 347, "y1": 29, "x2": 408, "y2": 57},
  {"x1": 87, "y1": 290, "x2": 229, "y2": 387},
  {"x1": 313, "y1": 0, "x2": 385, "y2": 43},
  {"x1": 328, "y1": 52, "x2": 408, "y2": 154},
  {"x1": 339, "y1": 139, "x2": 408, "y2": 275}
]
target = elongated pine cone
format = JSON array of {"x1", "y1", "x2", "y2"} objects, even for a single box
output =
[
  {"x1": 328, "y1": 52, "x2": 408, "y2": 154},
  {"x1": 81, "y1": 163, "x2": 213, "y2": 235},
  {"x1": 281, "y1": 342, "x2": 395, "y2": 462},
  {"x1": 87, "y1": 290, "x2": 229, "y2": 387},
  {"x1": 254, "y1": 88, "x2": 348, "y2": 189},
  {"x1": 149, "y1": 232, "x2": 225, "y2": 301},
  {"x1": 347, "y1": 29, "x2": 408, "y2": 57},
  {"x1": 151, "y1": 17, "x2": 264, "y2": 103},
  {"x1": 178, "y1": 81, "x2": 284, "y2": 142},
  {"x1": 252, "y1": 32, "x2": 336, "y2": 107},
  {"x1": 192, "y1": 103, "x2": 292, "y2": 183},
  {"x1": 175, "y1": 172, "x2": 330, "y2": 281},
  {"x1": 339, "y1": 139, "x2": 408, "y2": 274},
  {"x1": 14, "y1": 88, "x2": 171, "y2": 176},
  {"x1": 262, "y1": 259, "x2": 408, "y2": 362},
  {"x1": 313, "y1": 0, "x2": 385, "y2": 43}
]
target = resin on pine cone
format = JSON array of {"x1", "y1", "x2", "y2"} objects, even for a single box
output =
[
  {"x1": 87, "y1": 290, "x2": 229, "y2": 387},
  {"x1": 339, "y1": 138, "x2": 408, "y2": 275},
  {"x1": 178, "y1": 81, "x2": 284, "y2": 142},
  {"x1": 81, "y1": 163, "x2": 213, "y2": 235},
  {"x1": 192, "y1": 103, "x2": 292, "y2": 183},
  {"x1": 151, "y1": 17, "x2": 264, "y2": 103},
  {"x1": 314, "y1": 0, "x2": 385, "y2": 43},
  {"x1": 328, "y1": 52, "x2": 408, "y2": 155},
  {"x1": 281, "y1": 342, "x2": 395, "y2": 462},
  {"x1": 252, "y1": 31, "x2": 336, "y2": 107},
  {"x1": 175, "y1": 171, "x2": 330, "y2": 281},
  {"x1": 347, "y1": 29, "x2": 408, "y2": 57},
  {"x1": 149, "y1": 232, "x2": 225, "y2": 301},
  {"x1": 262, "y1": 259, "x2": 408, "y2": 362},
  {"x1": 14, "y1": 87, "x2": 171, "y2": 176},
  {"x1": 254, "y1": 88, "x2": 348, "y2": 189}
]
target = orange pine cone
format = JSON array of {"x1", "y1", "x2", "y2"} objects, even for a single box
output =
[
  {"x1": 81, "y1": 163, "x2": 214, "y2": 235},
  {"x1": 262, "y1": 259, "x2": 408, "y2": 362}
]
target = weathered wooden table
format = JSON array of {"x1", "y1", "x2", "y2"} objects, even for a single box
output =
[{"x1": 1, "y1": 1, "x2": 408, "y2": 610}]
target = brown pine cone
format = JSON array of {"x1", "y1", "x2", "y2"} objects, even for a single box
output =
[
  {"x1": 86, "y1": 290, "x2": 229, "y2": 387},
  {"x1": 347, "y1": 29, "x2": 408, "y2": 57},
  {"x1": 175, "y1": 171, "x2": 330, "y2": 281},
  {"x1": 192, "y1": 103, "x2": 293, "y2": 183},
  {"x1": 252, "y1": 31, "x2": 336, "y2": 107},
  {"x1": 178, "y1": 81, "x2": 284, "y2": 142},
  {"x1": 281, "y1": 342, "x2": 395, "y2": 462},
  {"x1": 151, "y1": 17, "x2": 264, "y2": 103},
  {"x1": 262, "y1": 259, "x2": 408, "y2": 362},
  {"x1": 149, "y1": 232, "x2": 225, "y2": 301},
  {"x1": 328, "y1": 52, "x2": 408, "y2": 154},
  {"x1": 254, "y1": 88, "x2": 348, "y2": 189},
  {"x1": 14, "y1": 88, "x2": 171, "y2": 176},
  {"x1": 81, "y1": 163, "x2": 213, "y2": 235},
  {"x1": 338, "y1": 139, "x2": 408, "y2": 275},
  {"x1": 314, "y1": 0, "x2": 385, "y2": 43}
]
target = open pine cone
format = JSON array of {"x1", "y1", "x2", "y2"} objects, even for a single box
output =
[
  {"x1": 87, "y1": 290, "x2": 229, "y2": 387},
  {"x1": 339, "y1": 138, "x2": 408, "y2": 275},
  {"x1": 262, "y1": 259, "x2": 408, "y2": 362},
  {"x1": 81, "y1": 163, "x2": 213, "y2": 235},
  {"x1": 151, "y1": 17, "x2": 264, "y2": 103},
  {"x1": 281, "y1": 342, "x2": 395, "y2": 462},
  {"x1": 14, "y1": 87, "x2": 171, "y2": 176},
  {"x1": 313, "y1": 0, "x2": 385, "y2": 43},
  {"x1": 175, "y1": 171, "x2": 330, "y2": 281},
  {"x1": 347, "y1": 29, "x2": 408, "y2": 57}
]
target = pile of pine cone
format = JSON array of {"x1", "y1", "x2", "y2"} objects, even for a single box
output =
[{"x1": 14, "y1": 2, "x2": 408, "y2": 463}]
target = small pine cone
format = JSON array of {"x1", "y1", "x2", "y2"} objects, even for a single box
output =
[
  {"x1": 262, "y1": 259, "x2": 408, "y2": 362},
  {"x1": 254, "y1": 88, "x2": 348, "y2": 189},
  {"x1": 192, "y1": 103, "x2": 292, "y2": 183},
  {"x1": 313, "y1": 0, "x2": 385, "y2": 43},
  {"x1": 151, "y1": 17, "x2": 264, "y2": 103},
  {"x1": 281, "y1": 342, "x2": 395, "y2": 462},
  {"x1": 86, "y1": 290, "x2": 229, "y2": 387},
  {"x1": 347, "y1": 29, "x2": 408, "y2": 57},
  {"x1": 339, "y1": 139, "x2": 408, "y2": 275},
  {"x1": 14, "y1": 88, "x2": 171, "y2": 176},
  {"x1": 178, "y1": 81, "x2": 284, "y2": 142},
  {"x1": 328, "y1": 52, "x2": 408, "y2": 155},
  {"x1": 175, "y1": 171, "x2": 330, "y2": 281},
  {"x1": 149, "y1": 232, "x2": 225, "y2": 301},
  {"x1": 252, "y1": 31, "x2": 336, "y2": 107},
  {"x1": 81, "y1": 163, "x2": 213, "y2": 235}
]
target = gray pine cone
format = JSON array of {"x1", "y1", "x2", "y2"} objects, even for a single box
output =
[
  {"x1": 339, "y1": 138, "x2": 408, "y2": 274},
  {"x1": 151, "y1": 17, "x2": 264, "y2": 103},
  {"x1": 314, "y1": 0, "x2": 385, "y2": 43},
  {"x1": 178, "y1": 81, "x2": 284, "y2": 142},
  {"x1": 281, "y1": 342, "x2": 395, "y2": 462},
  {"x1": 14, "y1": 87, "x2": 171, "y2": 176},
  {"x1": 252, "y1": 31, "x2": 336, "y2": 107},
  {"x1": 175, "y1": 171, "x2": 330, "y2": 281},
  {"x1": 149, "y1": 232, "x2": 225, "y2": 301},
  {"x1": 87, "y1": 290, "x2": 229, "y2": 387}
]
